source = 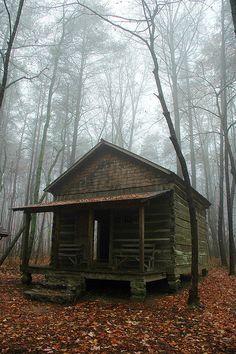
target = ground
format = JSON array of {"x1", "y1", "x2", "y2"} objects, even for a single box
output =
[{"x1": 0, "y1": 267, "x2": 235, "y2": 354}]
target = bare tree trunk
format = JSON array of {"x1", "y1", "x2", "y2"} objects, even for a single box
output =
[
  {"x1": 59, "y1": 84, "x2": 70, "y2": 174},
  {"x1": 220, "y1": 0, "x2": 235, "y2": 274},
  {"x1": 70, "y1": 47, "x2": 86, "y2": 165},
  {"x1": 0, "y1": 147, "x2": 7, "y2": 195},
  {"x1": 218, "y1": 130, "x2": 228, "y2": 266},
  {"x1": 225, "y1": 134, "x2": 235, "y2": 274},
  {"x1": 199, "y1": 135, "x2": 218, "y2": 257},
  {"x1": 184, "y1": 54, "x2": 196, "y2": 189},
  {"x1": 77, "y1": 0, "x2": 201, "y2": 306},
  {"x1": 28, "y1": 17, "x2": 66, "y2": 257},
  {"x1": 24, "y1": 85, "x2": 46, "y2": 205},
  {"x1": 7, "y1": 117, "x2": 27, "y2": 235},
  {"x1": 168, "y1": 8, "x2": 182, "y2": 177},
  {"x1": 229, "y1": 0, "x2": 236, "y2": 35},
  {"x1": 0, "y1": 0, "x2": 25, "y2": 112},
  {"x1": 127, "y1": 65, "x2": 146, "y2": 150},
  {"x1": 0, "y1": 225, "x2": 24, "y2": 266},
  {"x1": 152, "y1": 56, "x2": 199, "y2": 305}
]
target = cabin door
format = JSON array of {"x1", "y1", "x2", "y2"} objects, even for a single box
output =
[{"x1": 93, "y1": 210, "x2": 110, "y2": 263}]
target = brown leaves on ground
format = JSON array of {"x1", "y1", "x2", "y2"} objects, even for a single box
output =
[{"x1": 0, "y1": 268, "x2": 235, "y2": 353}]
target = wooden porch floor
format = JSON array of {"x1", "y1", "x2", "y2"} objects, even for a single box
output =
[{"x1": 22, "y1": 264, "x2": 166, "y2": 282}]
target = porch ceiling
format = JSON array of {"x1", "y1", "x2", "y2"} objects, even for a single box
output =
[{"x1": 12, "y1": 190, "x2": 171, "y2": 213}]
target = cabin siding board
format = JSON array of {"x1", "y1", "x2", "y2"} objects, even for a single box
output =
[
  {"x1": 144, "y1": 197, "x2": 173, "y2": 272},
  {"x1": 174, "y1": 188, "x2": 208, "y2": 274}
]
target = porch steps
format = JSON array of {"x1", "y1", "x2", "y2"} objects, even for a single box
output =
[
  {"x1": 24, "y1": 276, "x2": 84, "y2": 304},
  {"x1": 40, "y1": 278, "x2": 68, "y2": 290},
  {"x1": 24, "y1": 287, "x2": 76, "y2": 304}
]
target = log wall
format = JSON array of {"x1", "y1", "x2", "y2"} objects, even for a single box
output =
[
  {"x1": 144, "y1": 195, "x2": 173, "y2": 272},
  {"x1": 174, "y1": 187, "x2": 208, "y2": 275},
  {"x1": 112, "y1": 209, "x2": 140, "y2": 269},
  {"x1": 56, "y1": 210, "x2": 89, "y2": 267},
  {"x1": 50, "y1": 189, "x2": 208, "y2": 275}
]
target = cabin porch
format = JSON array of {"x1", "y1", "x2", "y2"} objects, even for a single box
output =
[
  {"x1": 16, "y1": 190, "x2": 177, "y2": 300},
  {"x1": 20, "y1": 263, "x2": 167, "y2": 301}
]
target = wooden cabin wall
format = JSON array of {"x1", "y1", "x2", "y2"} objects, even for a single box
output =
[
  {"x1": 174, "y1": 187, "x2": 208, "y2": 275},
  {"x1": 112, "y1": 209, "x2": 140, "y2": 269},
  {"x1": 144, "y1": 196, "x2": 173, "y2": 272},
  {"x1": 197, "y1": 208, "x2": 208, "y2": 271},
  {"x1": 57, "y1": 210, "x2": 89, "y2": 267},
  {"x1": 174, "y1": 191, "x2": 192, "y2": 274},
  {"x1": 59, "y1": 213, "x2": 77, "y2": 244}
]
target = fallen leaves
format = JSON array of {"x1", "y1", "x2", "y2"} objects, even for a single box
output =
[{"x1": 0, "y1": 268, "x2": 235, "y2": 353}]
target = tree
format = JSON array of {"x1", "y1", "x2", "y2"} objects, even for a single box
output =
[
  {"x1": 220, "y1": 0, "x2": 235, "y2": 274},
  {"x1": 28, "y1": 7, "x2": 68, "y2": 257},
  {"x1": 77, "y1": 0, "x2": 201, "y2": 306},
  {"x1": 0, "y1": 0, "x2": 25, "y2": 114},
  {"x1": 229, "y1": 0, "x2": 236, "y2": 35},
  {"x1": 190, "y1": 0, "x2": 235, "y2": 273},
  {"x1": 95, "y1": 52, "x2": 147, "y2": 149}
]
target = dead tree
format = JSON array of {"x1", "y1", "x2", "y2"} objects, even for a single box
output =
[
  {"x1": 229, "y1": 0, "x2": 236, "y2": 36},
  {"x1": 77, "y1": 0, "x2": 201, "y2": 306},
  {"x1": 0, "y1": 0, "x2": 25, "y2": 113}
]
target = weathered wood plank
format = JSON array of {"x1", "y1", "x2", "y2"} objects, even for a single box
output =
[
  {"x1": 53, "y1": 212, "x2": 60, "y2": 267},
  {"x1": 22, "y1": 212, "x2": 31, "y2": 267},
  {"x1": 139, "y1": 206, "x2": 145, "y2": 272},
  {"x1": 88, "y1": 209, "x2": 94, "y2": 266},
  {"x1": 109, "y1": 211, "x2": 114, "y2": 265}
]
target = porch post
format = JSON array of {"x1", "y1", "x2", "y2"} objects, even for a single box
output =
[
  {"x1": 52, "y1": 211, "x2": 60, "y2": 268},
  {"x1": 139, "y1": 205, "x2": 145, "y2": 272},
  {"x1": 88, "y1": 209, "x2": 94, "y2": 266},
  {"x1": 22, "y1": 211, "x2": 31, "y2": 268},
  {"x1": 21, "y1": 211, "x2": 32, "y2": 284},
  {"x1": 109, "y1": 210, "x2": 114, "y2": 265}
]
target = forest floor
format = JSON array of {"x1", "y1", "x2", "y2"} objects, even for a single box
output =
[{"x1": 0, "y1": 266, "x2": 235, "y2": 354}]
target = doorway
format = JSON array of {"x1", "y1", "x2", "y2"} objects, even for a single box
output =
[{"x1": 93, "y1": 210, "x2": 110, "y2": 263}]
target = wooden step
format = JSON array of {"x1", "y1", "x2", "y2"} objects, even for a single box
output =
[{"x1": 40, "y1": 279, "x2": 67, "y2": 290}]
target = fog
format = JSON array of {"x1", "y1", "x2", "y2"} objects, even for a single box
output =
[{"x1": 0, "y1": 0, "x2": 235, "y2": 266}]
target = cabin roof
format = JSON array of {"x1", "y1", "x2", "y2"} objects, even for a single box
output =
[
  {"x1": 45, "y1": 139, "x2": 172, "y2": 193},
  {"x1": 44, "y1": 139, "x2": 210, "y2": 208},
  {"x1": 12, "y1": 190, "x2": 170, "y2": 213}
]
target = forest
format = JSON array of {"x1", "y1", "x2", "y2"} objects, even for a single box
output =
[
  {"x1": 0, "y1": 0, "x2": 236, "y2": 352},
  {"x1": 0, "y1": 0, "x2": 235, "y2": 273}
]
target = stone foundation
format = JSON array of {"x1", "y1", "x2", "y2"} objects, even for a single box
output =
[
  {"x1": 167, "y1": 274, "x2": 181, "y2": 292},
  {"x1": 21, "y1": 272, "x2": 32, "y2": 285},
  {"x1": 130, "y1": 279, "x2": 146, "y2": 300},
  {"x1": 67, "y1": 276, "x2": 86, "y2": 299}
]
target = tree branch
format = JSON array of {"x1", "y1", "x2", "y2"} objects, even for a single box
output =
[
  {"x1": 76, "y1": 1, "x2": 149, "y2": 46},
  {"x1": 3, "y1": 0, "x2": 12, "y2": 37},
  {"x1": 227, "y1": 120, "x2": 236, "y2": 133},
  {"x1": 5, "y1": 68, "x2": 48, "y2": 89}
]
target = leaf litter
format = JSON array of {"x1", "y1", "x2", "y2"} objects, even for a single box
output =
[{"x1": 0, "y1": 268, "x2": 235, "y2": 353}]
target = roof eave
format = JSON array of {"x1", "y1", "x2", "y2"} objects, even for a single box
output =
[{"x1": 13, "y1": 190, "x2": 171, "y2": 213}]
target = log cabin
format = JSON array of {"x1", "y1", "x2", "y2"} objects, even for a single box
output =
[{"x1": 13, "y1": 139, "x2": 210, "y2": 302}]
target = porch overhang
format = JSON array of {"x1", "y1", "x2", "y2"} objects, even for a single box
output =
[{"x1": 13, "y1": 190, "x2": 171, "y2": 213}]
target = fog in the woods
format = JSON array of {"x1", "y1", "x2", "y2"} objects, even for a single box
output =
[{"x1": 0, "y1": 0, "x2": 235, "y2": 270}]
